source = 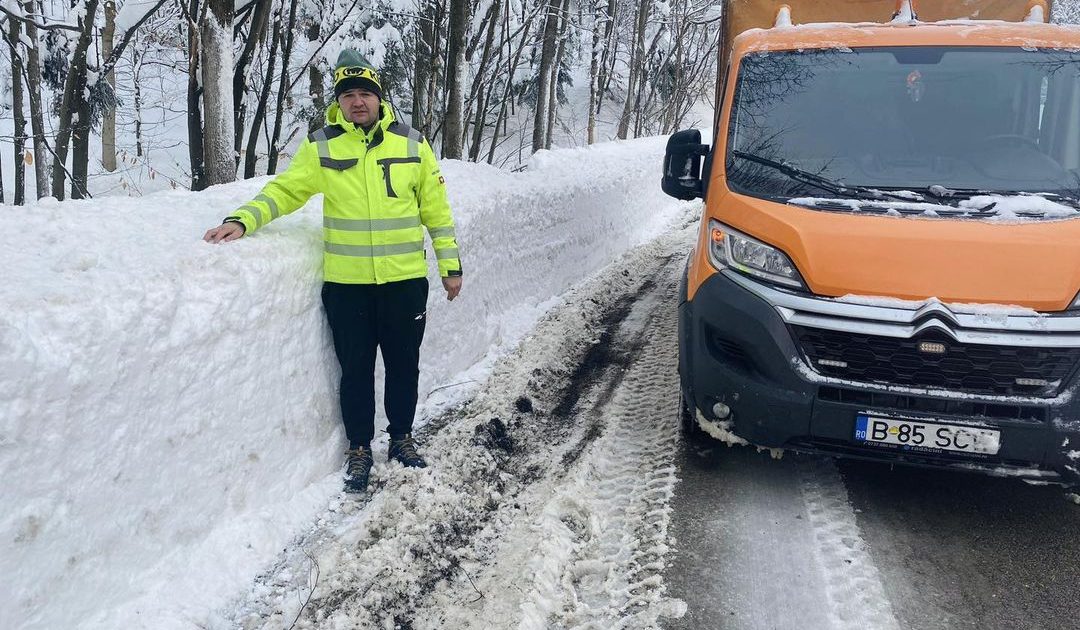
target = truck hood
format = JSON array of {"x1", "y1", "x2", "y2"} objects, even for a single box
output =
[{"x1": 715, "y1": 190, "x2": 1080, "y2": 311}]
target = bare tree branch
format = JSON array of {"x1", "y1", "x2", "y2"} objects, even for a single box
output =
[
  {"x1": 285, "y1": 0, "x2": 364, "y2": 93},
  {"x1": 0, "y1": 5, "x2": 79, "y2": 32},
  {"x1": 89, "y1": 0, "x2": 170, "y2": 81}
]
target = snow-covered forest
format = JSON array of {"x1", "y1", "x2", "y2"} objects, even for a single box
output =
[{"x1": 0, "y1": 0, "x2": 721, "y2": 203}]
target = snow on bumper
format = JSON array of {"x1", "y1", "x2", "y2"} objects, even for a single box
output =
[{"x1": 678, "y1": 269, "x2": 1080, "y2": 485}]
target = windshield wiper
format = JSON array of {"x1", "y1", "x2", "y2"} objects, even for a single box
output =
[
  {"x1": 896, "y1": 187, "x2": 1080, "y2": 215},
  {"x1": 877, "y1": 185, "x2": 990, "y2": 203},
  {"x1": 731, "y1": 151, "x2": 918, "y2": 203},
  {"x1": 887, "y1": 186, "x2": 1080, "y2": 208},
  {"x1": 870, "y1": 186, "x2": 998, "y2": 215}
]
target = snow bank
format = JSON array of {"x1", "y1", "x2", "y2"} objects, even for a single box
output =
[{"x1": 0, "y1": 135, "x2": 685, "y2": 629}]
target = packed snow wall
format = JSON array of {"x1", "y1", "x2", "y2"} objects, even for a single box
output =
[{"x1": 0, "y1": 135, "x2": 686, "y2": 629}]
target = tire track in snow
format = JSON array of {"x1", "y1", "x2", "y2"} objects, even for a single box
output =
[
  {"x1": 665, "y1": 444, "x2": 900, "y2": 630},
  {"x1": 516, "y1": 266, "x2": 686, "y2": 629},
  {"x1": 209, "y1": 216, "x2": 699, "y2": 630},
  {"x1": 798, "y1": 458, "x2": 899, "y2": 630}
]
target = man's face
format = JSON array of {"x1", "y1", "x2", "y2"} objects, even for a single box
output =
[{"x1": 338, "y1": 88, "x2": 380, "y2": 127}]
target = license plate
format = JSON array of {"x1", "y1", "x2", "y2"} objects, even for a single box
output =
[{"x1": 854, "y1": 414, "x2": 1001, "y2": 455}]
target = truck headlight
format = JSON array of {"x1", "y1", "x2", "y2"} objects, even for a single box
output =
[
  {"x1": 1070, "y1": 290, "x2": 1080, "y2": 311},
  {"x1": 707, "y1": 220, "x2": 807, "y2": 290}
]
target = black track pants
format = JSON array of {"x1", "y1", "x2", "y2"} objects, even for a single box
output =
[{"x1": 321, "y1": 278, "x2": 428, "y2": 448}]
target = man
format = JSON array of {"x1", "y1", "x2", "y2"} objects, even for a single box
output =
[{"x1": 203, "y1": 50, "x2": 463, "y2": 493}]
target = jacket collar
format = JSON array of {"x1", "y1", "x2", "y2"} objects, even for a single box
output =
[{"x1": 325, "y1": 101, "x2": 394, "y2": 148}]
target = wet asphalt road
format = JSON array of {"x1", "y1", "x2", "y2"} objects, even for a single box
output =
[
  {"x1": 664, "y1": 439, "x2": 1080, "y2": 630},
  {"x1": 838, "y1": 459, "x2": 1080, "y2": 630}
]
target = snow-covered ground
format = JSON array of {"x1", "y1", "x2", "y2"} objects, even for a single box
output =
[
  {"x1": 0, "y1": 136, "x2": 694, "y2": 629},
  {"x1": 210, "y1": 216, "x2": 697, "y2": 629}
]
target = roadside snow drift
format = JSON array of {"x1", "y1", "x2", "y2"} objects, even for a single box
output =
[{"x1": 0, "y1": 136, "x2": 685, "y2": 629}]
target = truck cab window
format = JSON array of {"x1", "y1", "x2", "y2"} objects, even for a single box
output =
[{"x1": 726, "y1": 47, "x2": 1080, "y2": 201}]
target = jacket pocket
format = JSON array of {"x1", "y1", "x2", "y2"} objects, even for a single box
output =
[
  {"x1": 320, "y1": 157, "x2": 359, "y2": 171},
  {"x1": 376, "y1": 157, "x2": 421, "y2": 198}
]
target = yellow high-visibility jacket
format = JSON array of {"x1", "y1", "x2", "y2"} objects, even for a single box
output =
[{"x1": 227, "y1": 101, "x2": 462, "y2": 284}]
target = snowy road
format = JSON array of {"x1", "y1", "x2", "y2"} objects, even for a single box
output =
[
  {"x1": 211, "y1": 219, "x2": 697, "y2": 629},
  {"x1": 666, "y1": 426, "x2": 1080, "y2": 630},
  {"x1": 840, "y1": 459, "x2": 1080, "y2": 630},
  {"x1": 210, "y1": 215, "x2": 1080, "y2": 630}
]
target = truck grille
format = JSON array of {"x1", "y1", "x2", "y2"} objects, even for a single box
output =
[{"x1": 792, "y1": 326, "x2": 1080, "y2": 397}]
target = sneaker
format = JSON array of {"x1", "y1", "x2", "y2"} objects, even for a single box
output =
[
  {"x1": 388, "y1": 434, "x2": 428, "y2": 468},
  {"x1": 344, "y1": 446, "x2": 374, "y2": 493}
]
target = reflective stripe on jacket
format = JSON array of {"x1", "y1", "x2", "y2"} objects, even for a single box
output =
[{"x1": 228, "y1": 102, "x2": 462, "y2": 284}]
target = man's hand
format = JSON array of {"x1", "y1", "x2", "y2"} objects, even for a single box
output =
[
  {"x1": 442, "y1": 276, "x2": 462, "y2": 301},
  {"x1": 203, "y1": 221, "x2": 245, "y2": 244}
]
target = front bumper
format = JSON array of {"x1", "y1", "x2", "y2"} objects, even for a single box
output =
[{"x1": 678, "y1": 267, "x2": 1080, "y2": 485}]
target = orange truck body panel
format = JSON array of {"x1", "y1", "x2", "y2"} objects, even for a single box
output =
[
  {"x1": 719, "y1": 0, "x2": 1053, "y2": 70},
  {"x1": 693, "y1": 5, "x2": 1080, "y2": 310}
]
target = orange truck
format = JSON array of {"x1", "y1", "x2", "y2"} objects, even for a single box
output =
[{"x1": 663, "y1": 0, "x2": 1080, "y2": 491}]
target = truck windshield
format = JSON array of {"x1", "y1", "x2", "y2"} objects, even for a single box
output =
[{"x1": 726, "y1": 47, "x2": 1080, "y2": 200}]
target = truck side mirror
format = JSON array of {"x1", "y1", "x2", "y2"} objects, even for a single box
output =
[{"x1": 662, "y1": 129, "x2": 710, "y2": 200}]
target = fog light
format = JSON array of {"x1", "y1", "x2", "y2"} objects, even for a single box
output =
[
  {"x1": 712, "y1": 402, "x2": 732, "y2": 419},
  {"x1": 1016, "y1": 378, "x2": 1050, "y2": 387}
]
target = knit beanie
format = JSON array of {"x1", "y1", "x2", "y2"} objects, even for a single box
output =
[{"x1": 333, "y1": 50, "x2": 383, "y2": 100}]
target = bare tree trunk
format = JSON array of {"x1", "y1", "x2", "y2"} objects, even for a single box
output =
[
  {"x1": 428, "y1": 0, "x2": 445, "y2": 140},
  {"x1": 617, "y1": 0, "x2": 650, "y2": 139},
  {"x1": 187, "y1": 0, "x2": 206, "y2": 190},
  {"x1": 633, "y1": 24, "x2": 666, "y2": 137},
  {"x1": 488, "y1": 6, "x2": 531, "y2": 163},
  {"x1": 532, "y1": 0, "x2": 559, "y2": 153},
  {"x1": 6, "y1": 10, "x2": 26, "y2": 204},
  {"x1": 50, "y1": 0, "x2": 100, "y2": 200},
  {"x1": 462, "y1": 0, "x2": 490, "y2": 61},
  {"x1": 234, "y1": 0, "x2": 273, "y2": 156},
  {"x1": 306, "y1": 19, "x2": 324, "y2": 133},
  {"x1": 506, "y1": 1, "x2": 515, "y2": 118},
  {"x1": 101, "y1": 0, "x2": 118, "y2": 172},
  {"x1": 467, "y1": 79, "x2": 490, "y2": 162},
  {"x1": 133, "y1": 46, "x2": 145, "y2": 156},
  {"x1": 413, "y1": 0, "x2": 435, "y2": 134},
  {"x1": 588, "y1": 0, "x2": 603, "y2": 144},
  {"x1": 467, "y1": 0, "x2": 502, "y2": 160},
  {"x1": 600, "y1": 38, "x2": 620, "y2": 110},
  {"x1": 201, "y1": 0, "x2": 236, "y2": 186},
  {"x1": 442, "y1": 0, "x2": 467, "y2": 159},
  {"x1": 595, "y1": 0, "x2": 616, "y2": 113},
  {"x1": 22, "y1": 0, "x2": 47, "y2": 197},
  {"x1": 71, "y1": 82, "x2": 92, "y2": 199},
  {"x1": 545, "y1": 0, "x2": 570, "y2": 149},
  {"x1": 70, "y1": 0, "x2": 105, "y2": 194},
  {"x1": 268, "y1": 0, "x2": 299, "y2": 174},
  {"x1": 461, "y1": 0, "x2": 498, "y2": 150},
  {"x1": 663, "y1": 1, "x2": 686, "y2": 134},
  {"x1": 244, "y1": 7, "x2": 280, "y2": 179}
]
